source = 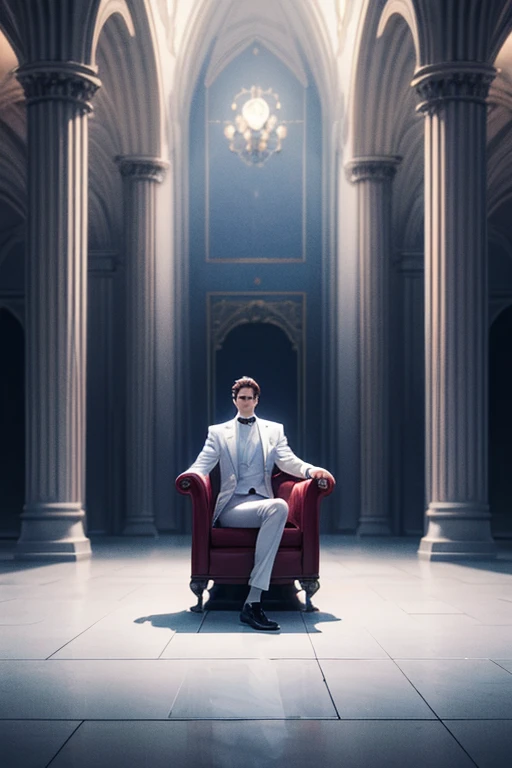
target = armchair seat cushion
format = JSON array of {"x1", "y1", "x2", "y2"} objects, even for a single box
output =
[
  {"x1": 209, "y1": 549, "x2": 303, "y2": 580},
  {"x1": 210, "y1": 526, "x2": 302, "y2": 549}
]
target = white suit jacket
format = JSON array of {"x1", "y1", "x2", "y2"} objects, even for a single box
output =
[{"x1": 187, "y1": 416, "x2": 312, "y2": 525}]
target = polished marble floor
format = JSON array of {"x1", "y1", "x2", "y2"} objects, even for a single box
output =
[{"x1": 0, "y1": 535, "x2": 512, "y2": 767}]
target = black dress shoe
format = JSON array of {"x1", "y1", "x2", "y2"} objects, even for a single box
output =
[{"x1": 240, "y1": 602, "x2": 280, "y2": 631}]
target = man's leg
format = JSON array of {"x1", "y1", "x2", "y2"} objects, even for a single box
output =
[
  {"x1": 219, "y1": 495, "x2": 288, "y2": 630},
  {"x1": 219, "y1": 495, "x2": 289, "y2": 592}
]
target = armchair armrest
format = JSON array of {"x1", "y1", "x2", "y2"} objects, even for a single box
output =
[
  {"x1": 287, "y1": 476, "x2": 335, "y2": 576},
  {"x1": 175, "y1": 471, "x2": 213, "y2": 577},
  {"x1": 286, "y1": 476, "x2": 334, "y2": 526}
]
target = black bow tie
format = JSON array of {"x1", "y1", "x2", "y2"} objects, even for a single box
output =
[{"x1": 238, "y1": 416, "x2": 256, "y2": 425}]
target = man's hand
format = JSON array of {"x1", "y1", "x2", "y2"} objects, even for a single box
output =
[{"x1": 309, "y1": 467, "x2": 335, "y2": 483}]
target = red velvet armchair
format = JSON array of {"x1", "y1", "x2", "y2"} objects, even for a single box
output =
[{"x1": 175, "y1": 468, "x2": 335, "y2": 612}]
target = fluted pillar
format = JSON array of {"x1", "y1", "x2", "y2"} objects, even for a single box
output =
[
  {"x1": 413, "y1": 63, "x2": 497, "y2": 559},
  {"x1": 346, "y1": 157, "x2": 400, "y2": 535},
  {"x1": 15, "y1": 62, "x2": 101, "y2": 559},
  {"x1": 117, "y1": 156, "x2": 168, "y2": 536}
]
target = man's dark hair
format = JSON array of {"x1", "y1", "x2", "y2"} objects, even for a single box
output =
[{"x1": 232, "y1": 376, "x2": 260, "y2": 399}]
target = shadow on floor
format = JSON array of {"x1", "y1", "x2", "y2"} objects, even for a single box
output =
[{"x1": 133, "y1": 609, "x2": 342, "y2": 633}]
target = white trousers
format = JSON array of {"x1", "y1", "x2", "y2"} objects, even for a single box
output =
[{"x1": 218, "y1": 494, "x2": 289, "y2": 591}]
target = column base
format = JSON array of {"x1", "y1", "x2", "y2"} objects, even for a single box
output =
[
  {"x1": 122, "y1": 519, "x2": 158, "y2": 537},
  {"x1": 15, "y1": 539, "x2": 91, "y2": 561},
  {"x1": 15, "y1": 503, "x2": 91, "y2": 560},
  {"x1": 418, "y1": 502, "x2": 497, "y2": 560},
  {"x1": 357, "y1": 518, "x2": 392, "y2": 536}
]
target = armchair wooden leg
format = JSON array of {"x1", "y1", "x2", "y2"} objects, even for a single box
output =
[
  {"x1": 189, "y1": 578, "x2": 208, "y2": 612},
  {"x1": 299, "y1": 578, "x2": 320, "y2": 612}
]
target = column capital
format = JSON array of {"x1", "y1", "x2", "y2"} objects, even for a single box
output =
[
  {"x1": 345, "y1": 156, "x2": 401, "y2": 184},
  {"x1": 412, "y1": 62, "x2": 496, "y2": 114},
  {"x1": 116, "y1": 155, "x2": 169, "y2": 183},
  {"x1": 16, "y1": 61, "x2": 101, "y2": 113}
]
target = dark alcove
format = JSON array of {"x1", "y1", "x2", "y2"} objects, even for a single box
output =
[
  {"x1": 0, "y1": 308, "x2": 24, "y2": 537},
  {"x1": 489, "y1": 305, "x2": 512, "y2": 538},
  {"x1": 215, "y1": 322, "x2": 300, "y2": 452}
]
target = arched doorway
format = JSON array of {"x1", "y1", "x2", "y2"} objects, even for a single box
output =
[
  {"x1": 0, "y1": 307, "x2": 24, "y2": 537},
  {"x1": 215, "y1": 321, "x2": 299, "y2": 451},
  {"x1": 489, "y1": 305, "x2": 512, "y2": 538}
]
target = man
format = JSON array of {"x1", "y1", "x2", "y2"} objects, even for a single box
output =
[{"x1": 186, "y1": 376, "x2": 335, "y2": 631}]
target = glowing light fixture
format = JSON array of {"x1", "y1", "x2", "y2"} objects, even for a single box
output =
[{"x1": 224, "y1": 85, "x2": 287, "y2": 167}]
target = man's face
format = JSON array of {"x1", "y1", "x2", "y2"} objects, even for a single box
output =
[{"x1": 234, "y1": 386, "x2": 258, "y2": 417}]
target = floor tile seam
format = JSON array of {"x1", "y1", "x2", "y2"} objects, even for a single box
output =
[
  {"x1": 157, "y1": 632, "x2": 178, "y2": 660},
  {"x1": 406, "y1": 612, "x2": 465, "y2": 616},
  {"x1": 490, "y1": 659, "x2": 512, "y2": 675},
  {"x1": 39, "y1": 720, "x2": 85, "y2": 768},
  {"x1": 44, "y1": 608, "x2": 133, "y2": 660},
  {"x1": 0, "y1": 619, "x2": 47, "y2": 627},
  {"x1": 5, "y1": 656, "x2": 509, "y2": 664},
  {"x1": 304, "y1": 655, "x2": 395, "y2": 660},
  {"x1": 157, "y1": 608, "x2": 207, "y2": 658},
  {"x1": 389, "y1": 659, "x2": 443, "y2": 721},
  {"x1": 298, "y1": 609, "x2": 321, "y2": 660},
  {"x1": 114, "y1": 585, "x2": 146, "y2": 602},
  {"x1": 1, "y1": 657, "x2": 333, "y2": 664},
  {"x1": 439, "y1": 720, "x2": 480, "y2": 767},
  {"x1": 439, "y1": 717, "x2": 512, "y2": 721},
  {"x1": 8, "y1": 716, "x2": 500, "y2": 723},
  {"x1": 313, "y1": 658, "x2": 342, "y2": 720},
  {"x1": 470, "y1": 622, "x2": 512, "y2": 627},
  {"x1": 391, "y1": 656, "x2": 512, "y2": 661},
  {"x1": 166, "y1": 662, "x2": 188, "y2": 718},
  {"x1": 357, "y1": 625, "x2": 394, "y2": 661},
  {"x1": 166, "y1": 715, "x2": 341, "y2": 721},
  {"x1": 0, "y1": 597, "x2": 17, "y2": 606}
]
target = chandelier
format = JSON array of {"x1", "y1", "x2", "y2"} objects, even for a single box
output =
[{"x1": 223, "y1": 86, "x2": 287, "y2": 167}]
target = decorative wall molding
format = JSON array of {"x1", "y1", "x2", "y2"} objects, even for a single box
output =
[{"x1": 210, "y1": 296, "x2": 304, "y2": 353}]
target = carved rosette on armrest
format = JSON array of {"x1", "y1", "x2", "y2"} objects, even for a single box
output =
[{"x1": 175, "y1": 471, "x2": 211, "y2": 504}]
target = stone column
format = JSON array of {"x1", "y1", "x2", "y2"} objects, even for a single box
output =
[
  {"x1": 346, "y1": 156, "x2": 400, "y2": 535},
  {"x1": 412, "y1": 62, "x2": 497, "y2": 558},
  {"x1": 15, "y1": 62, "x2": 101, "y2": 559},
  {"x1": 117, "y1": 156, "x2": 168, "y2": 536}
]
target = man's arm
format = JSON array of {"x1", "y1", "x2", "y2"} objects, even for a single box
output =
[
  {"x1": 187, "y1": 428, "x2": 221, "y2": 476},
  {"x1": 273, "y1": 430, "x2": 309, "y2": 478},
  {"x1": 274, "y1": 426, "x2": 335, "y2": 483}
]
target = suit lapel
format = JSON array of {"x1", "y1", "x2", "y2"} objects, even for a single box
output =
[
  {"x1": 257, "y1": 418, "x2": 270, "y2": 465},
  {"x1": 224, "y1": 419, "x2": 238, "y2": 473}
]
